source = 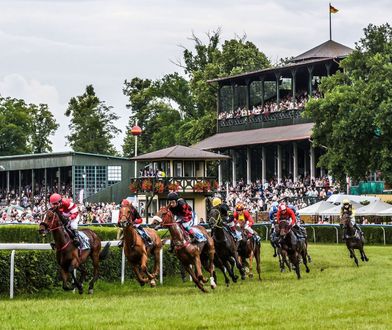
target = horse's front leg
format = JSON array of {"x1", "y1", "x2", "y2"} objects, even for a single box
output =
[
  {"x1": 184, "y1": 263, "x2": 207, "y2": 293},
  {"x1": 359, "y1": 247, "x2": 369, "y2": 262},
  {"x1": 60, "y1": 268, "x2": 73, "y2": 291},
  {"x1": 248, "y1": 251, "x2": 254, "y2": 279},
  {"x1": 348, "y1": 247, "x2": 359, "y2": 267}
]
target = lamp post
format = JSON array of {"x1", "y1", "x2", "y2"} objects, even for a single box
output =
[{"x1": 130, "y1": 123, "x2": 142, "y2": 178}]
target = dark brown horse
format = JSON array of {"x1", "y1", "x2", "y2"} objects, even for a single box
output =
[
  {"x1": 207, "y1": 208, "x2": 245, "y2": 286},
  {"x1": 39, "y1": 209, "x2": 110, "y2": 294},
  {"x1": 340, "y1": 214, "x2": 369, "y2": 266},
  {"x1": 155, "y1": 206, "x2": 216, "y2": 293},
  {"x1": 237, "y1": 229, "x2": 261, "y2": 280},
  {"x1": 118, "y1": 205, "x2": 162, "y2": 287},
  {"x1": 278, "y1": 220, "x2": 310, "y2": 279}
]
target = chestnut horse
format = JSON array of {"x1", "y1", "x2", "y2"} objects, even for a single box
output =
[
  {"x1": 155, "y1": 206, "x2": 216, "y2": 293},
  {"x1": 278, "y1": 220, "x2": 310, "y2": 279},
  {"x1": 39, "y1": 209, "x2": 110, "y2": 294},
  {"x1": 340, "y1": 213, "x2": 369, "y2": 266},
  {"x1": 237, "y1": 229, "x2": 261, "y2": 280},
  {"x1": 118, "y1": 205, "x2": 162, "y2": 287}
]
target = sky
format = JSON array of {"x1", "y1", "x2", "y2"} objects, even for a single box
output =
[{"x1": 0, "y1": 0, "x2": 391, "y2": 154}]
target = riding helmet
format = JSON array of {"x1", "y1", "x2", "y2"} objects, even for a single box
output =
[
  {"x1": 167, "y1": 192, "x2": 179, "y2": 201},
  {"x1": 49, "y1": 193, "x2": 62, "y2": 204},
  {"x1": 212, "y1": 197, "x2": 222, "y2": 207}
]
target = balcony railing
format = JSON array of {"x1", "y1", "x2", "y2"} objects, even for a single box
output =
[{"x1": 129, "y1": 177, "x2": 219, "y2": 195}]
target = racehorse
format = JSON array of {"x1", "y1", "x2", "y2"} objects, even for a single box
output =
[
  {"x1": 155, "y1": 206, "x2": 216, "y2": 293},
  {"x1": 237, "y1": 228, "x2": 261, "y2": 280},
  {"x1": 118, "y1": 205, "x2": 162, "y2": 287},
  {"x1": 278, "y1": 220, "x2": 310, "y2": 279},
  {"x1": 207, "y1": 208, "x2": 246, "y2": 286},
  {"x1": 39, "y1": 209, "x2": 110, "y2": 294},
  {"x1": 340, "y1": 213, "x2": 369, "y2": 266}
]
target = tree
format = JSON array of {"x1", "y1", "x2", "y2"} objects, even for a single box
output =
[
  {"x1": 0, "y1": 97, "x2": 32, "y2": 156},
  {"x1": 65, "y1": 85, "x2": 120, "y2": 155},
  {"x1": 29, "y1": 104, "x2": 59, "y2": 153},
  {"x1": 305, "y1": 23, "x2": 392, "y2": 183},
  {"x1": 122, "y1": 30, "x2": 270, "y2": 153}
]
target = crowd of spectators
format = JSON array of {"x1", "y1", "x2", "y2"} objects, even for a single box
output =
[
  {"x1": 218, "y1": 90, "x2": 321, "y2": 121},
  {"x1": 215, "y1": 176, "x2": 340, "y2": 215}
]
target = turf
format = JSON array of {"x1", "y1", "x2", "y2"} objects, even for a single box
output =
[{"x1": 0, "y1": 244, "x2": 391, "y2": 330}]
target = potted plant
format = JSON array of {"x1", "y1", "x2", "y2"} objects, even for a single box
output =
[
  {"x1": 141, "y1": 179, "x2": 153, "y2": 191},
  {"x1": 168, "y1": 182, "x2": 180, "y2": 192},
  {"x1": 154, "y1": 181, "x2": 165, "y2": 193},
  {"x1": 129, "y1": 180, "x2": 139, "y2": 193}
]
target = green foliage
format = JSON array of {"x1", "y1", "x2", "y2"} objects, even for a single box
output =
[
  {"x1": 65, "y1": 85, "x2": 120, "y2": 155},
  {"x1": 29, "y1": 104, "x2": 59, "y2": 153},
  {"x1": 305, "y1": 23, "x2": 392, "y2": 183},
  {"x1": 0, "y1": 97, "x2": 32, "y2": 155},
  {"x1": 122, "y1": 31, "x2": 270, "y2": 154}
]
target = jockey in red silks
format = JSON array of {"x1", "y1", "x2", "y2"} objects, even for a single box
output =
[
  {"x1": 49, "y1": 193, "x2": 80, "y2": 247},
  {"x1": 233, "y1": 203, "x2": 261, "y2": 242},
  {"x1": 167, "y1": 192, "x2": 206, "y2": 242},
  {"x1": 118, "y1": 199, "x2": 152, "y2": 247},
  {"x1": 276, "y1": 204, "x2": 296, "y2": 227}
]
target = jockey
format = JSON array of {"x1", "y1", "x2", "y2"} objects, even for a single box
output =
[
  {"x1": 276, "y1": 203, "x2": 299, "y2": 242},
  {"x1": 269, "y1": 201, "x2": 279, "y2": 243},
  {"x1": 118, "y1": 199, "x2": 152, "y2": 248},
  {"x1": 49, "y1": 193, "x2": 80, "y2": 247},
  {"x1": 287, "y1": 203, "x2": 307, "y2": 238},
  {"x1": 211, "y1": 197, "x2": 241, "y2": 241},
  {"x1": 340, "y1": 199, "x2": 363, "y2": 239},
  {"x1": 233, "y1": 203, "x2": 261, "y2": 243},
  {"x1": 167, "y1": 192, "x2": 206, "y2": 242}
]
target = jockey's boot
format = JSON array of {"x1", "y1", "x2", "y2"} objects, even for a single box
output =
[
  {"x1": 70, "y1": 229, "x2": 80, "y2": 247},
  {"x1": 253, "y1": 233, "x2": 261, "y2": 243},
  {"x1": 50, "y1": 242, "x2": 56, "y2": 250},
  {"x1": 168, "y1": 240, "x2": 174, "y2": 253}
]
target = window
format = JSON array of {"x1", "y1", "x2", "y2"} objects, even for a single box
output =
[{"x1": 108, "y1": 166, "x2": 121, "y2": 182}]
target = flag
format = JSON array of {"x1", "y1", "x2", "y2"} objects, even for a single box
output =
[{"x1": 329, "y1": 4, "x2": 339, "y2": 14}]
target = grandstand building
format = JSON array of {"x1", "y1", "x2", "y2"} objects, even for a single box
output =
[
  {"x1": 0, "y1": 152, "x2": 133, "y2": 204},
  {"x1": 193, "y1": 40, "x2": 353, "y2": 184}
]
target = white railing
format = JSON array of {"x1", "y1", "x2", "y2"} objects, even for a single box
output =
[{"x1": 0, "y1": 241, "x2": 165, "y2": 299}]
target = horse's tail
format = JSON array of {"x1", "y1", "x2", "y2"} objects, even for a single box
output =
[{"x1": 99, "y1": 242, "x2": 111, "y2": 261}]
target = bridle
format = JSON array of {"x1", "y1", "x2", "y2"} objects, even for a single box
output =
[
  {"x1": 119, "y1": 206, "x2": 134, "y2": 227},
  {"x1": 39, "y1": 209, "x2": 72, "y2": 251}
]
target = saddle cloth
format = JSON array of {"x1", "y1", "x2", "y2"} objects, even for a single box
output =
[{"x1": 78, "y1": 231, "x2": 90, "y2": 250}]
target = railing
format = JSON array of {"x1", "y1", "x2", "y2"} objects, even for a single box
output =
[
  {"x1": 218, "y1": 109, "x2": 311, "y2": 132},
  {"x1": 253, "y1": 223, "x2": 392, "y2": 245},
  {"x1": 130, "y1": 177, "x2": 219, "y2": 195},
  {"x1": 0, "y1": 241, "x2": 166, "y2": 299}
]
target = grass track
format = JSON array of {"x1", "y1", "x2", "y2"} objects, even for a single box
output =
[{"x1": 1, "y1": 244, "x2": 392, "y2": 330}]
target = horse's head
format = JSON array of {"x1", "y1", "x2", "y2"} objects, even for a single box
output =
[
  {"x1": 118, "y1": 205, "x2": 133, "y2": 228},
  {"x1": 153, "y1": 206, "x2": 174, "y2": 228},
  {"x1": 278, "y1": 220, "x2": 292, "y2": 237},
  {"x1": 207, "y1": 208, "x2": 221, "y2": 228},
  {"x1": 340, "y1": 213, "x2": 351, "y2": 227},
  {"x1": 39, "y1": 209, "x2": 60, "y2": 236}
]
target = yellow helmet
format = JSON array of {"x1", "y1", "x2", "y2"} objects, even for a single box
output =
[
  {"x1": 212, "y1": 197, "x2": 222, "y2": 207},
  {"x1": 342, "y1": 199, "x2": 350, "y2": 205}
]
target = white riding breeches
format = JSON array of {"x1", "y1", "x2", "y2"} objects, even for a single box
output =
[
  {"x1": 244, "y1": 223, "x2": 255, "y2": 235},
  {"x1": 70, "y1": 215, "x2": 79, "y2": 230}
]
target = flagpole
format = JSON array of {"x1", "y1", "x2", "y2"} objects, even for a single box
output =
[{"x1": 329, "y1": 3, "x2": 332, "y2": 40}]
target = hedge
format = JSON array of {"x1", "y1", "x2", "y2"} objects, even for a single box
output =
[
  {"x1": 0, "y1": 225, "x2": 171, "y2": 243},
  {"x1": 0, "y1": 246, "x2": 181, "y2": 294}
]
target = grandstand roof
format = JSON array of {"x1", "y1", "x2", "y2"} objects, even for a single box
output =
[
  {"x1": 192, "y1": 123, "x2": 314, "y2": 150},
  {"x1": 131, "y1": 145, "x2": 231, "y2": 161},
  {"x1": 291, "y1": 40, "x2": 353, "y2": 63}
]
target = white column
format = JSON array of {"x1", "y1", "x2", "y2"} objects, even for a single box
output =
[
  {"x1": 303, "y1": 149, "x2": 307, "y2": 176},
  {"x1": 218, "y1": 153, "x2": 222, "y2": 186},
  {"x1": 246, "y1": 147, "x2": 251, "y2": 184},
  {"x1": 293, "y1": 142, "x2": 298, "y2": 183},
  {"x1": 261, "y1": 146, "x2": 266, "y2": 184},
  {"x1": 277, "y1": 145, "x2": 282, "y2": 184},
  {"x1": 310, "y1": 146, "x2": 316, "y2": 181},
  {"x1": 231, "y1": 150, "x2": 237, "y2": 186}
]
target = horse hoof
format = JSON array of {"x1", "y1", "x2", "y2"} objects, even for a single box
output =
[
  {"x1": 150, "y1": 280, "x2": 156, "y2": 287},
  {"x1": 78, "y1": 289, "x2": 83, "y2": 295},
  {"x1": 249, "y1": 273, "x2": 254, "y2": 279},
  {"x1": 88, "y1": 289, "x2": 94, "y2": 294},
  {"x1": 273, "y1": 253, "x2": 277, "y2": 258},
  {"x1": 241, "y1": 275, "x2": 246, "y2": 280},
  {"x1": 306, "y1": 269, "x2": 310, "y2": 273},
  {"x1": 280, "y1": 268, "x2": 285, "y2": 273}
]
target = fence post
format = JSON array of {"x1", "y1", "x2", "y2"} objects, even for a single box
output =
[
  {"x1": 334, "y1": 226, "x2": 339, "y2": 244},
  {"x1": 159, "y1": 247, "x2": 163, "y2": 285},
  {"x1": 121, "y1": 247, "x2": 125, "y2": 284},
  {"x1": 265, "y1": 225, "x2": 269, "y2": 241},
  {"x1": 10, "y1": 250, "x2": 15, "y2": 299},
  {"x1": 310, "y1": 226, "x2": 316, "y2": 243},
  {"x1": 380, "y1": 226, "x2": 386, "y2": 245}
]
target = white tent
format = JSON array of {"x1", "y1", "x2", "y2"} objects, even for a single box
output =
[
  {"x1": 376, "y1": 207, "x2": 392, "y2": 216},
  {"x1": 298, "y1": 201, "x2": 335, "y2": 216},
  {"x1": 327, "y1": 194, "x2": 380, "y2": 204},
  {"x1": 318, "y1": 201, "x2": 364, "y2": 217},
  {"x1": 355, "y1": 200, "x2": 392, "y2": 216}
]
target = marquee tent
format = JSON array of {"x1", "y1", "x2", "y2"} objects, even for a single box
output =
[{"x1": 298, "y1": 201, "x2": 335, "y2": 216}]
